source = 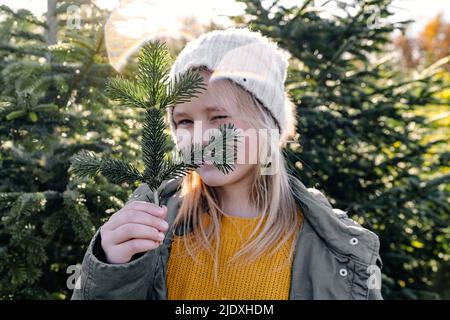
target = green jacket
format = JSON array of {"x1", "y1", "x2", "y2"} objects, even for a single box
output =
[{"x1": 71, "y1": 176, "x2": 383, "y2": 300}]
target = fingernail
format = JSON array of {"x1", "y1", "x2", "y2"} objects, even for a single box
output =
[{"x1": 158, "y1": 232, "x2": 165, "y2": 241}]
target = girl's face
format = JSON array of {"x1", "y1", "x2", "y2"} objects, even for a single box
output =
[{"x1": 172, "y1": 71, "x2": 256, "y2": 187}]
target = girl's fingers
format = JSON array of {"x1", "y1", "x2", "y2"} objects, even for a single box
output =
[
  {"x1": 115, "y1": 239, "x2": 161, "y2": 258},
  {"x1": 126, "y1": 201, "x2": 167, "y2": 218},
  {"x1": 106, "y1": 209, "x2": 169, "y2": 232},
  {"x1": 109, "y1": 223, "x2": 165, "y2": 245},
  {"x1": 100, "y1": 202, "x2": 169, "y2": 264}
]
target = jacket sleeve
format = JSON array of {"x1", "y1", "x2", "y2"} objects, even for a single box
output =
[
  {"x1": 71, "y1": 184, "x2": 156, "y2": 300},
  {"x1": 368, "y1": 255, "x2": 384, "y2": 300},
  {"x1": 70, "y1": 228, "x2": 156, "y2": 300},
  {"x1": 368, "y1": 287, "x2": 383, "y2": 300}
]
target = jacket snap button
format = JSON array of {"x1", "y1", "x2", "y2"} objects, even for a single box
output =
[
  {"x1": 339, "y1": 268, "x2": 348, "y2": 277},
  {"x1": 350, "y1": 237, "x2": 359, "y2": 245}
]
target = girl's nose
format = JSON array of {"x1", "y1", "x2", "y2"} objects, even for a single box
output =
[
  {"x1": 201, "y1": 129, "x2": 212, "y2": 147},
  {"x1": 200, "y1": 122, "x2": 216, "y2": 146},
  {"x1": 202, "y1": 124, "x2": 224, "y2": 148}
]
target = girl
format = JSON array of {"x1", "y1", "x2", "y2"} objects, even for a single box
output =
[{"x1": 72, "y1": 28, "x2": 383, "y2": 300}]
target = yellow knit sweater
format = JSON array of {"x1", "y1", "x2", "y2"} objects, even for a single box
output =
[{"x1": 166, "y1": 211, "x2": 302, "y2": 300}]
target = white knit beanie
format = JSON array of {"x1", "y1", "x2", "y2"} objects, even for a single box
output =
[{"x1": 167, "y1": 27, "x2": 293, "y2": 142}]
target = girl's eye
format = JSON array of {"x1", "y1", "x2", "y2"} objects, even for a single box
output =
[
  {"x1": 176, "y1": 119, "x2": 193, "y2": 126},
  {"x1": 212, "y1": 115, "x2": 228, "y2": 121}
]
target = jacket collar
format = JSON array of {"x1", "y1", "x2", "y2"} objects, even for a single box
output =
[{"x1": 289, "y1": 176, "x2": 380, "y2": 267}]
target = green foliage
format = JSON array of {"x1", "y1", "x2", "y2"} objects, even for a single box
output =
[
  {"x1": 70, "y1": 41, "x2": 240, "y2": 202},
  {"x1": 0, "y1": 1, "x2": 129, "y2": 299},
  {"x1": 234, "y1": 0, "x2": 450, "y2": 299}
]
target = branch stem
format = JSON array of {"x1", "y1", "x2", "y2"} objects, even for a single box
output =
[{"x1": 153, "y1": 189, "x2": 159, "y2": 206}]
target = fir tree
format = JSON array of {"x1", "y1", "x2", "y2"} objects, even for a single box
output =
[
  {"x1": 233, "y1": 0, "x2": 450, "y2": 299},
  {"x1": 0, "y1": 1, "x2": 127, "y2": 299}
]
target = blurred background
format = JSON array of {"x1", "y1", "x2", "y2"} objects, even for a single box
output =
[{"x1": 0, "y1": 0, "x2": 448, "y2": 299}]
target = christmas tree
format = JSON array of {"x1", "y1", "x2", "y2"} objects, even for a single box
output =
[
  {"x1": 0, "y1": 1, "x2": 132, "y2": 299},
  {"x1": 233, "y1": 0, "x2": 450, "y2": 299}
]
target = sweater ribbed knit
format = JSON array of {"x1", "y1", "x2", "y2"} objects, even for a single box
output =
[{"x1": 167, "y1": 211, "x2": 301, "y2": 300}]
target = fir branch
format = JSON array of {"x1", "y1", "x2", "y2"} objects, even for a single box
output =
[
  {"x1": 0, "y1": 5, "x2": 46, "y2": 27},
  {"x1": 161, "y1": 160, "x2": 199, "y2": 181},
  {"x1": 142, "y1": 108, "x2": 166, "y2": 178},
  {"x1": 203, "y1": 123, "x2": 240, "y2": 174},
  {"x1": 162, "y1": 68, "x2": 207, "y2": 107},
  {"x1": 100, "y1": 158, "x2": 143, "y2": 185},
  {"x1": 137, "y1": 41, "x2": 172, "y2": 106},
  {"x1": 63, "y1": 190, "x2": 95, "y2": 242},
  {"x1": 179, "y1": 142, "x2": 205, "y2": 168},
  {"x1": 69, "y1": 149, "x2": 102, "y2": 178},
  {"x1": 70, "y1": 150, "x2": 143, "y2": 185},
  {"x1": 106, "y1": 76, "x2": 148, "y2": 108}
]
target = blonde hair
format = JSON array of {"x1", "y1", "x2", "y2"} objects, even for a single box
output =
[{"x1": 171, "y1": 66, "x2": 302, "y2": 284}]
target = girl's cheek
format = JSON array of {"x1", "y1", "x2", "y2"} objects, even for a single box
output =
[
  {"x1": 232, "y1": 133, "x2": 254, "y2": 165},
  {"x1": 175, "y1": 129, "x2": 193, "y2": 149},
  {"x1": 227, "y1": 119, "x2": 252, "y2": 164},
  {"x1": 243, "y1": 135, "x2": 251, "y2": 164},
  {"x1": 231, "y1": 118, "x2": 250, "y2": 131}
]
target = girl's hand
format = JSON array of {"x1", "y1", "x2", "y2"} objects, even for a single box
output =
[{"x1": 99, "y1": 200, "x2": 169, "y2": 264}]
